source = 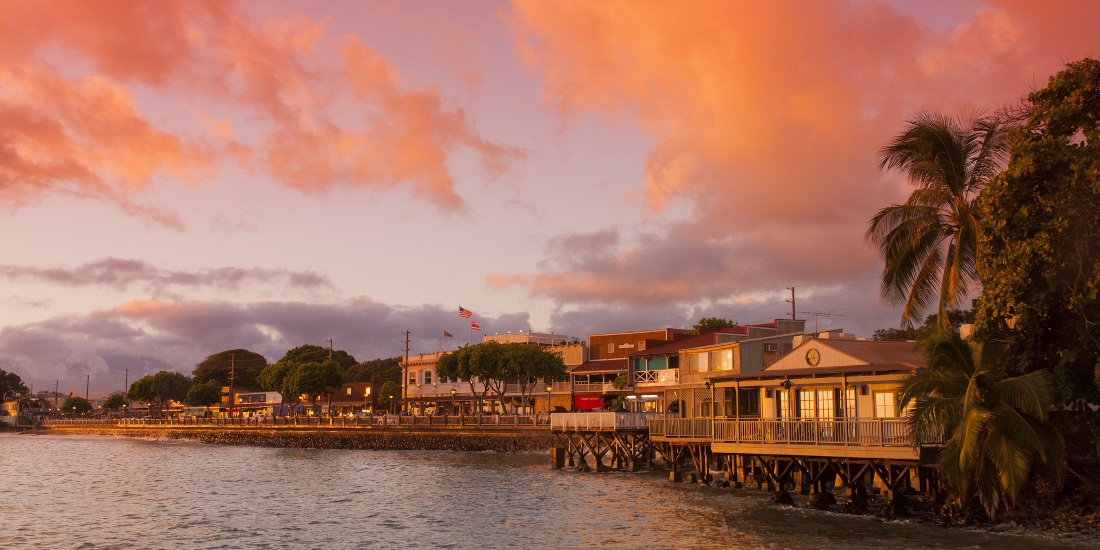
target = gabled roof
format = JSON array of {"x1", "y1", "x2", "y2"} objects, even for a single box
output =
[
  {"x1": 763, "y1": 338, "x2": 925, "y2": 372},
  {"x1": 711, "y1": 363, "x2": 917, "y2": 383},
  {"x1": 571, "y1": 359, "x2": 628, "y2": 374}
]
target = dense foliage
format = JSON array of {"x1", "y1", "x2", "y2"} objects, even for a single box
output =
[
  {"x1": 60, "y1": 396, "x2": 93, "y2": 416},
  {"x1": 873, "y1": 309, "x2": 974, "y2": 341},
  {"x1": 184, "y1": 380, "x2": 223, "y2": 409},
  {"x1": 192, "y1": 349, "x2": 268, "y2": 390},
  {"x1": 0, "y1": 368, "x2": 29, "y2": 401},
  {"x1": 278, "y1": 345, "x2": 357, "y2": 370},
  {"x1": 257, "y1": 345, "x2": 350, "y2": 415},
  {"x1": 101, "y1": 392, "x2": 128, "y2": 410},
  {"x1": 345, "y1": 357, "x2": 402, "y2": 386},
  {"x1": 128, "y1": 371, "x2": 192, "y2": 416},
  {"x1": 975, "y1": 58, "x2": 1100, "y2": 430},
  {"x1": 901, "y1": 332, "x2": 1063, "y2": 519}
]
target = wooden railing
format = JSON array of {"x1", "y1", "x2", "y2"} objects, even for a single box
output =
[
  {"x1": 43, "y1": 414, "x2": 552, "y2": 428},
  {"x1": 650, "y1": 417, "x2": 940, "y2": 447},
  {"x1": 573, "y1": 382, "x2": 616, "y2": 393},
  {"x1": 634, "y1": 369, "x2": 678, "y2": 386},
  {"x1": 550, "y1": 412, "x2": 664, "y2": 431}
]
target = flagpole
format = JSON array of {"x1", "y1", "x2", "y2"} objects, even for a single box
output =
[{"x1": 458, "y1": 307, "x2": 461, "y2": 349}]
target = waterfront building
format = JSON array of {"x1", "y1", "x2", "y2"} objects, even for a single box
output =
[
  {"x1": 401, "y1": 336, "x2": 587, "y2": 414},
  {"x1": 648, "y1": 334, "x2": 937, "y2": 494},
  {"x1": 570, "y1": 328, "x2": 689, "y2": 411}
]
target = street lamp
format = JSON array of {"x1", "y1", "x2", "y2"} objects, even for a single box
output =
[
  {"x1": 364, "y1": 386, "x2": 371, "y2": 413},
  {"x1": 546, "y1": 384, "x2": 553, "y2": 414},
  {"x1": 451, "y1": 388, "x2": 456, "y2": 416},
  {"x1": 389, "y1": 395, "x2": 395, "y2": 415}
]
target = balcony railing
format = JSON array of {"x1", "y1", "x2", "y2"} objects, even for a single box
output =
[
  {"x1": 551, "y1": 412, "x2": 665, "y2": 431},
  {"x1": 634, "y1": 369, "x2": 679, "y2": 386},
  {"x1": 573, "y1": 382, "x2": 616, "y2": 393},
  {"x1": 42, "y1": 414, "x2": 552, "y2": 428},
  {"x1": 650, "y1": 418, "x2": 940, "y2": 447}
]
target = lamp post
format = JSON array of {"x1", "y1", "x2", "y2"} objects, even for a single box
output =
[
  {"x1": 364, "y1": 386, "x2": 371, "y2": 413},
  {"x1": 546, "y1": 384, "x2": 553, "y2": 414},
  {"x1": 389, "y1": 395, "x2": 395, "y2": 415},
  {"x1": 450, "y1": 388, "x2": 456, "y2": 416}
]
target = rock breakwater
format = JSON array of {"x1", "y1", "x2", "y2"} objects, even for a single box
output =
[{"x1": 49, "y1": 426, "x2": 556, "y2": 453}]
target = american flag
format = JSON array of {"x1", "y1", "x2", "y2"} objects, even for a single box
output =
[
  {"x1": 470, "y1": 321, "x2": 481, "y2": 331},
  {"x1": 459, "y1": 306, "x2": 472, "y2": 318}
]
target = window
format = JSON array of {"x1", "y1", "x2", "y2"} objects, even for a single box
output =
[
  {"x1": 608, "y1": 343, "x2": 615, "y2": 354},
  {"x1": 776, "y1": 391, "x2": 791, "y2": 419},
  {"x1": 844, "y1": 388, "x2": 857, "y2": 418},
  {"x1": 638, "y1": 340, "x2": 646, "y2": 351},
  {"x1": 698, "y1": 352, "x2": 709, "y2": 372},
  {"x1": 738, "y1": 388, "x2": 760, "y2": 416},
  {"x1": 346, "y1": 388, "x2": 352, "y2": 395},
  {"x1": 700, "y1": 399, "x2": 713, "y2": 417},
  {"x1": 721, "y1": 349, "x2": 733, "y2": 370},
  {"x1": 816, "y1": 389, "x2": 834, "y2": 419},
  {"x1": 874, "y1": 392, "x2": 897, "y2": 418},
  {"x1": 409, "y1": 371, "x2": 417, "y2": 385},
  {"x1": 687, "y1": 353, "x2": 699, "y2": 372},
  {"x1": 424, "y1": 370, "x2": 432, "y2": 385},
  {"x1": 648, "y1": 356, "x2": 667, "y2": 371},
  {"x1": 799, "y1": 389, "x2": 814, "y2": 418},
  {"x1": 764, "y1": 343, "x2": 779, "y2": 352}
]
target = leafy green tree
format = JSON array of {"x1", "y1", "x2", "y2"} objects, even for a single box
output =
[
  {"x1": 102, "y1": 392, "x2": 128, "y2": 411},
  {"x1": 436, "y1": 345, "x2": 494, "y2": 413},
  {"x1": 975, "y1": 58, "x2": 1100, "y2": 432},
  {"x1": 345, "y1": 357, "x2": 402, "y2": 385},
  {"x1": 684, "y1": 317, "x2": 741, "y2": 336},
  {"x1": 612, "y1": 372, "x2": 630, "y2": 390},
  {"x1": 0, "y1": 368, "x2": 29, "y2": 401},
  {"x1": 377, "y1": 380, "x2": 401, "y2": 411},
  {"x1": 279, "y1": 345, "x2": 357, "y2": 371},
  {"x1": 61, "y1": 396, "x2": 93, "y2": 416},
  {"x1": 184, "y1": 380, "x2": 222, "y2": 412},
  {"x1": 291, "y1": 360, "x2": 345, "y2": 412},
  {"x1": 192, "y1": 349, "x2": 268, "y2": 390},
  {"x1": 900, "y1": 331, "x2": 1063, "y2": 520},
  {"x1": 868, "y1": 110, "x2": 1012, "y2": 329},
  {"x1": 257, "y1": 361, "x2": 300, "y2": 416},
  {"x1": 500, "y1": 343, "x2": 568, "y2": 414},
  {"x1": 128, "y1": 371, "x2": 193, "y2": 417}
]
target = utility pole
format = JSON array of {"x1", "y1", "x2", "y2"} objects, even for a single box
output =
[
  {"x1": 228, "y1": 354, "x2": 236, "y2": 419},
  {"x1": 327, "y1": 339, "x2": 333, "y2": 360},
  {"x1": 786, "y1": 287, "x2": 796, "y2": 320},
  {"x1": 54, "y1": 380, "x2": 58, "y2": 409},
  {"x1": 124, "y1": 369, "x2": 128, "y2": 396},
  {"x1": 403, "y1": 330, "x2": 410, "y2": 413},
  {"x1": 85, "y1": 374, "x2": 90, "y2": 401}
]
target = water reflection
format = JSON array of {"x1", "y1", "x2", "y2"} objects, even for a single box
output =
[{"x1": 0, "y1": 433, "x2": 1090, "y2": 549}]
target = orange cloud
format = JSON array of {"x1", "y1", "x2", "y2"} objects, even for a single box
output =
[
  {"x1": 0, "y1": 0, "x2": 515, "y2": 217},
  {"x1": 502, "y1": 0, "x2": 1098, "y2": 306}
]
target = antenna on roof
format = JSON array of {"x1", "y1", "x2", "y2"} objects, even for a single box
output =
[{"x1": 801, "y1": 310, "x2": 846, "y2": 332}]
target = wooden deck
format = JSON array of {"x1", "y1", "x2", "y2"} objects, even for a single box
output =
[
  {"x1": 651, "y1": 418, "x2": 941, "y2": 461},
  {"x1": 550, "y1": 412, "x2": 661, "y2": 432}
]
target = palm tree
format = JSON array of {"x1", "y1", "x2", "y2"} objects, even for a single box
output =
[
  {"x1": 868, "y1": 111, "x2": 1012, "y2": 329},
  {"x1": 900, "y1": 331, "x2": 1063, "y2": 520}
]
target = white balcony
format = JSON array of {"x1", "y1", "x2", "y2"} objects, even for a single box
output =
[{"x1": 634, "y1": 369, "x2": 678, "y2": 386}]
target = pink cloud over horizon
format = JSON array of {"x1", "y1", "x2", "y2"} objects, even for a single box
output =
[{"x1": 494, "y1": 0, "x2": 1099, "y2": 310}]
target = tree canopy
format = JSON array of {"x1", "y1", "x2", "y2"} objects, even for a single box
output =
[
  {"x1": 873, "y1": 309, "x2": 974, "y2": 342},
  {"x1": 685, "y1": 317, "x2": 741, "y2": 336},
  {"x1": 0, "y1": 368, "x2": 29, "y2": 401},
  {"x1": 437, "y1": 341, "x2": 567, "y2": 413},
  {"x1": 128, "y1": 371, "x2": 192, "y2": 416},
  {"x1": 975, "y1": 57, "x2": 1100, "y2": 428},
  {"x1": 184, "y1": 380, "x2": 222, "y2": 409},
  {"x1": 279, "y1": 344, "x2": 357, "y2": 370},
  {"x1": 102, "y1": 392, "x2": 128, "y2": 410},
  {"x1": 345, "y1": 357, "x2": 402, "y2": 385},
  {"x1": 61, "y1": 396, "x2": 93, "y2": 416},
  {"x1": 378, "y1": 380, "x2": 401, "y2": 408},
  {"x1": 192, "y1": 349, "x2": 268, "y2": 390}
]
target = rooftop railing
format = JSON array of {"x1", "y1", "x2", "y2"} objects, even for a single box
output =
[{"x1": 650, "y1": 417, "x2": 942, "y2": 447}]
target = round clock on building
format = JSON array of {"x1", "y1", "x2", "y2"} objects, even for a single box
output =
[{"x1": 805, "y1": 348, "x2": 821, "y2": 366}]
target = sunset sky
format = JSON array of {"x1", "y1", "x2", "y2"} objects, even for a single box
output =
[{"x1": 1, "y1": 0, "x2": 1096, "y2": 392}]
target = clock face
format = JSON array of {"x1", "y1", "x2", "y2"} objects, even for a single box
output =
[{"x1": 806, "y1": 348, "x2": 821, "y2": 367}]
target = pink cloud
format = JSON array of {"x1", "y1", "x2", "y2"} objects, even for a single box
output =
[
  {"x1": 0, "y1": 0, "x2": 517, "y2": 217},
  {"x1": 499, "y1": 0, "x2": 1097, "y2": 309}
]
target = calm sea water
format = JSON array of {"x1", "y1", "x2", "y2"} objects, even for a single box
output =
[{"x1": 0, "y1": 433, "x2": 1092, "y2": 549}]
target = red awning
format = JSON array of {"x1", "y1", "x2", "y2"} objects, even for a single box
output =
[{"x1": 574, "y1": 395, "x2": 605, "y2": 410}]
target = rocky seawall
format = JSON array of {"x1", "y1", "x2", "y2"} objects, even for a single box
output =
[{"x1": 48, "y1": 426, "x2": 556, "y2": 453}]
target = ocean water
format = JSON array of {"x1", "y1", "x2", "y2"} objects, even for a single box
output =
[{"x1": 0, "y1": 433, "x2": 1090, "y2": 549}]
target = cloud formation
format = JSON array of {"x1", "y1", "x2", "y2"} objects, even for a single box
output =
[
  {"x1": 0, "y1": 257, "x2": 331, "y2": 293},
  {"x1": 0, "y1": 297, "x2": 539, "y2": 391},
  {"x1": 500, "y1": 0, "x2": 1098, "y2": 313},
  {"x1": 0, "y1": 1, "x2": 517, "y2": 218}
]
